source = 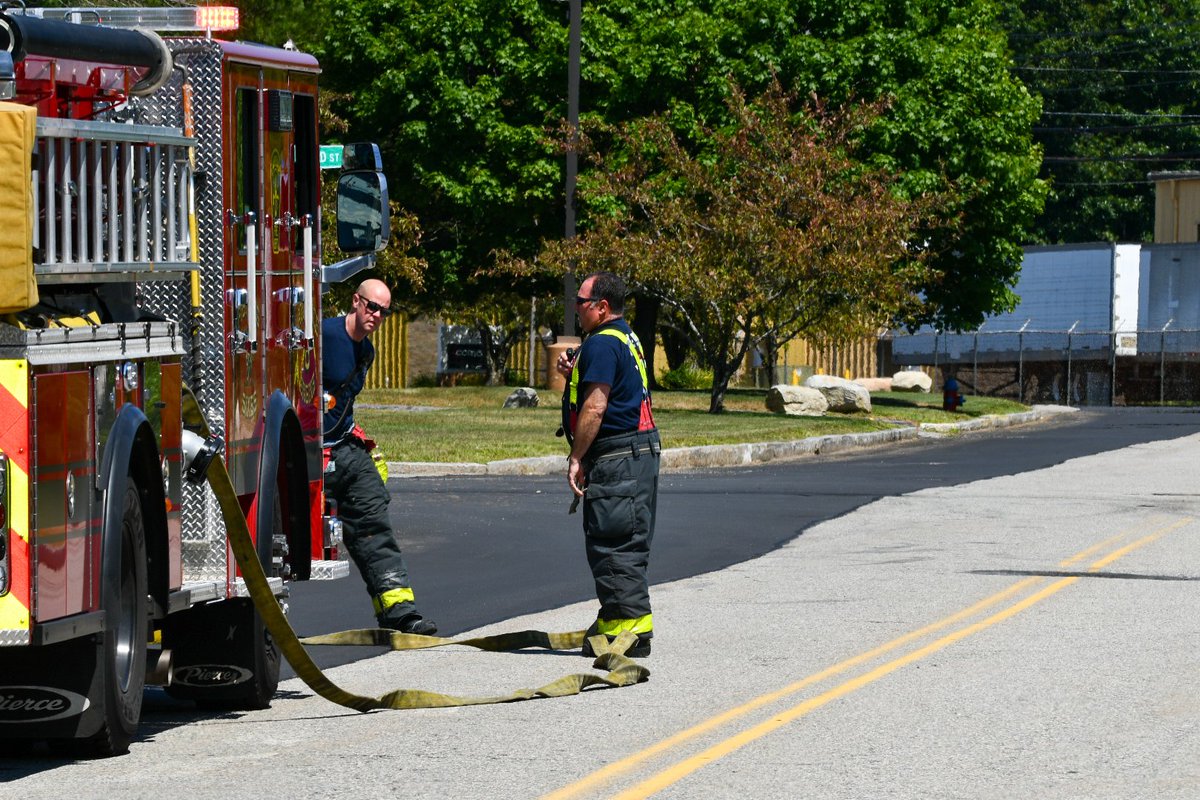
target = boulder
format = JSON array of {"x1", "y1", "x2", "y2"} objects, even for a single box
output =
[
  {"x1": 854, "y1": 377, "x2": 892, "y2": 392},
  {"x1": 765, "y1": 384, "x2": 829, "y2": 417},
  {"x1": 891, "y1": 370, "x2": 933, "y2": 393},
  {"x1": 502, "y1": 387, "x2": 541, "y2": 408},
  {"x1": 803, "y1": 374, "x2": 872, "y2": 413}
]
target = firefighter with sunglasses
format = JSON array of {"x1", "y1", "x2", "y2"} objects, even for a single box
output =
[
  {"x1": 557, "y1": 271, "x2": 661, "y2": 657},
  {"x1": 322, "y1": 279, "x2": 436, "y2": 635}
]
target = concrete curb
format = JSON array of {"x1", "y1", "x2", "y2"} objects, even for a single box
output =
[{"x1": 387, "y1": 404, "x2": 1080, "y2": 479}]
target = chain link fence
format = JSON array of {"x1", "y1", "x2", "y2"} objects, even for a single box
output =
[{"x1": 883, "y1": 328, "x2": 1200, "y2": 406}]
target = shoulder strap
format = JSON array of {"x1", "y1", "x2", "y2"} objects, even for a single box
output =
[
  {"x1": 569, "y1": 327, "x2": 652, "y2": 406},
  {"x1": 594, "y1": 328, "x2": 650, "y2": 395}
]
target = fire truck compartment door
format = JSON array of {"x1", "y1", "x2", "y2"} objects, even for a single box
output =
[{"x1": 0, "y1": 100, "x2": 35, "y2": 313}]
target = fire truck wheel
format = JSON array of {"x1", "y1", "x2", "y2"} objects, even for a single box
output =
[
  {"x1": 243, "y1": 494, "x2": 283, "y2": 709},
  {"x1": 87, "y1": 482, "x2": 149, "y2": 756}
]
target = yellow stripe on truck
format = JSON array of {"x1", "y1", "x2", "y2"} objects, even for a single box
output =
[{"x1": 0, "y1": 359, "x2": 30, "y2": 637}]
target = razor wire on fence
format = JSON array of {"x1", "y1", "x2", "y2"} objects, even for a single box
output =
[{"x1": 883, "y1": 327, "x2": 1200, "y2": 407}]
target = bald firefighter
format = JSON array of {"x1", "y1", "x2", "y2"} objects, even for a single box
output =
[{"x1": 323, "y1": 279, "x2": 436, "y2": 635}]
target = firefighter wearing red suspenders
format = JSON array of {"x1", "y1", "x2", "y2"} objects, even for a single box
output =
[{"x1": 560, "y1": 272, "x2": 661, "y2": 658}]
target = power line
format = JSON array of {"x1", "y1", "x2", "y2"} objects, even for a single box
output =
[
  {"x1": 1035, "y1": 76, "x2": 1200, "y2": 93},
  {"x1": 1014, "y1": 42, "x2": 1198, "y2": 63},
  {"x1": 1043, "y1": 154, "x2": 1200, "y2": 162},
  {"x1": 1034, "y1": 122, "x2": 1200, "y2": 133},
  {"x1": 1014, "y1": 66, "x2": 1200, "y2": 76},
  {"x1": 1042, "y1": 111, "x2": 1200, "y2": 119},
  {"x1": 1054, "y1": 180, "x2": 1154, "y2": 187},
  {"x1": 1008, "y1": 22, "x2": 1200, "y2": 41}
]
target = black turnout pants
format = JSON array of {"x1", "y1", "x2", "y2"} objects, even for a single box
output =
[
  {"x1": 581, "y1": 429, "x2": 661, "y2": 630},
  {"x1": 325, "y1": 438, "x2": 417, "y2": 623}
]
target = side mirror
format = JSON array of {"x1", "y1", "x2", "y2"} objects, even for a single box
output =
[{"x1": 336, "y1": 169, "x2": 390, "y2": 254}]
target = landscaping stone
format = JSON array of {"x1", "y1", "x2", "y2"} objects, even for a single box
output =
[
  {"x1": 854, "y1": 377, "x2": 892, "y2": 392},
  {"x1": 803, "y1": 374, "x2": 872, "y2": 413},
  {"x1": 765, "y1": 384, "x2": 829, "y2": 416},
  {"x1": 502, "y1": 387, "x2": 540, "y2": 408},
  {"x1": 892, "y1": 370, "x2": 933, "y2": 393}
]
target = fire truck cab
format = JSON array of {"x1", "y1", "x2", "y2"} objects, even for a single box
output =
[{"x1": 0, "y1": 6, "x2": 386, "y2": 755}]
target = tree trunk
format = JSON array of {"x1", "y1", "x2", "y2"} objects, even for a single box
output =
[
  {"x1": 476, "y1": 323, "x2": 506, "y2": 386},
  {"x1": 708, "y1": 362, "x2": 736, "y2": 413},
  {"x1": 660, "y1": 325, "x2": 691, "y2": 371},
  {"x1": 758, "y1": 332, "x2": 780, "y2": 388},
  {"x1": 630, "y1": 292, "x2": 661, "y2": 390}
]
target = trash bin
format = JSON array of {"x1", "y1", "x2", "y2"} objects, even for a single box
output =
[{"x1": 545, "y1": 336, "x2": 581, "y2": 393}]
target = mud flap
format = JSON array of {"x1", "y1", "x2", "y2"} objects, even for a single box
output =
[
  {"x1": 0, "y1": 636, "x2": 108, "y2": 744},
  {"x1": 162, "y1": 598, "x2": 278, "y2": 708}
]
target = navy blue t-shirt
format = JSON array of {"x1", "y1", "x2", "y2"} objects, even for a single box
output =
[
  {"x1": 322, "y1": 315, "x2": 374, "y2": 446},
  {"x1": 564, "y1": 319, "x2": 651, "y2": 437}
]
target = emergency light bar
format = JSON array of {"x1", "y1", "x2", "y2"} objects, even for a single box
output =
[{"x1": 26, "y1": 5, "x2": 239, "y2": 33}]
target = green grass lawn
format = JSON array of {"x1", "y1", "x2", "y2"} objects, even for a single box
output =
[{"x1": 355, "y1": 386, "x2": 1028, "y2": 463}]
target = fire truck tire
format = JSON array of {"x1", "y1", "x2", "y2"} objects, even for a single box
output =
[
  {"x1": 240, "y1": 494, "x2": 283, "y2": 710},
  {"x1": 86, "y1": 482, "x2": 149, "y2": 757}
]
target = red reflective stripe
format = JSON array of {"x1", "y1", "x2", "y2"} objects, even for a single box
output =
[
  {"x1": 638, "y1": 399, "x2": 655, "y2": 431},
  {"x1": 0, "y1": 382, "x2": 29, "y2": 474}
]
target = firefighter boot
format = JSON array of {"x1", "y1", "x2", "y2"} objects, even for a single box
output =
[
  {"x1": 380, "y1": 612, "x2": 438, "y2": 636},
  {"x1": 581, "y1": 621, "x2": 652, "y2": 658}
]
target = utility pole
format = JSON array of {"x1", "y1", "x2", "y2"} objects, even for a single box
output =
[{"x1": 563, "y1": 0, "x2": 580, "y2": 336}]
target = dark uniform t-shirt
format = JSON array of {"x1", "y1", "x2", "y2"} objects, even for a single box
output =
[
  {"x1": 322, "y1": 315, "x2": 374, "y2": 446},
  {"x1": 564, "y1": 319, "x2": 650, "y2": 438}
]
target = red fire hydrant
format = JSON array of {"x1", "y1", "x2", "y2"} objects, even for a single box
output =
[{"x1": 942, "y1": 377, "x2": 965, "y2": 412}]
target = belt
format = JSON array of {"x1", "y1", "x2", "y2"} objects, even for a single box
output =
[{"x1": 593, "y1": 443, "x2": 659, "y2": 463}]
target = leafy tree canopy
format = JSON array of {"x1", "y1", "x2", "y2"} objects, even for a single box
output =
[
  {"x1": 307, "y1": 0, "x2": 1045, "y2": 330},
  {"x1": 999, "y1": 1, "x2": 1200, "y2": 244},
  {"x1": 506, "y1": 83, "x2": 955, "y2": 412}
]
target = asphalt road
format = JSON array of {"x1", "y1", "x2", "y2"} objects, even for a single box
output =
[
  {"x1": 284, "y1": 406, "x2": 1200, "y2": 675},
  {"x1": 2, "y1": 406, "x2": 1198, "y2": 799}
]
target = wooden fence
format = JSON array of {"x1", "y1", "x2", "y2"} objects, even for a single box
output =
[
  {"x1": 362, "y1": 312, "x2": 409, "y2": 389},
  {"x1": 362, "y1": 316, "x2": 881, "y2": 390}
]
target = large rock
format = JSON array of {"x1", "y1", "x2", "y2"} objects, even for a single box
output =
[
  {"x1": 765, "y1": 384, "x2": 829, "y2": 416},
  {"x1": 803, "y1": 374, "x2": 872, "y2": 413},
  {"x1": 854, "y1": 377, "x2": 892, "y2": 392},
  {"x1": 891, "y1": 370, "x2": 933, "y2": 393},
  {"x1": 502, "y1": 387, "x2": 540, "y2": 408}
]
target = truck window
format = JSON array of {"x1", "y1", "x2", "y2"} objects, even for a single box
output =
[
  {"x1": 293, "y1": 93, "x2": 317, "y2": 232},
  {"x1": 234, "y1": 86, "x2": 260, "y2": 252}
]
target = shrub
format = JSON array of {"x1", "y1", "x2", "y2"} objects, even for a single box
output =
[{"x1": 658, "y1": 362, "x2": 713, "y2": 390}]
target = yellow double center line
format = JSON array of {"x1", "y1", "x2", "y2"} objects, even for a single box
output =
[{"x1": 544, "y1": 516, "x2": 1192, "y2": 800}]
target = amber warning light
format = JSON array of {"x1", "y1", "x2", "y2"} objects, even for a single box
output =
[{"x1": 195, "y1": 6, "x2": 239, "y2": 31}]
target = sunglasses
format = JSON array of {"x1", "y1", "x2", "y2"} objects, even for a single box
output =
[
  {"x1": 358, "y1": 296, "x2": 393, "y2": 317},
  {"x1": 574, "y1": 296, "x2": 602, "y2": 307}
]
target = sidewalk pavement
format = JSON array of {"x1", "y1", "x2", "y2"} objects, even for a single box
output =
[{"x1": 387, "y1": 404, "x2": 1080, "y2": 479}]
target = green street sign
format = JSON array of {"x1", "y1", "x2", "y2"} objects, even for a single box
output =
[{"x1": 319, "y1": 145, "x2": 343, "y2": 170}]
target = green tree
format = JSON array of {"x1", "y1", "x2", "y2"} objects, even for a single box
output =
[
  {"x1": 511, "y1": 83, "x2": 954, "y2": 412},
  {"x1": 311, "y1": 0, "x2": 566, "y2": 312},
  {"x1": 999, "y1": 1, "x2": 1200, "y2": 244},
  {"x1": 311, "y1": 0, "x2": 1044, "y2": 333}
]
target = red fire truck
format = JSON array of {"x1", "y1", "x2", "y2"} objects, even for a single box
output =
[{"x1": 0, "y1": 5, "x2": 388, "y2": 754}]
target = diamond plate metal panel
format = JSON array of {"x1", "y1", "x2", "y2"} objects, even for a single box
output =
[
  {"x1": 142, "y1": 40, "x2": 231, "y2": 582},
  {"x1": 309, "y1": 560, "x2": 351, "y2": 581},
  {"x1": 0, "y1": 630, "x2": 31, "y2": 646}
]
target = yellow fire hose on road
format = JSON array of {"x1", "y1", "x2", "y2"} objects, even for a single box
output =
[{"x1": 184, "y1": 389, "x2": 649, "y2": 710}]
